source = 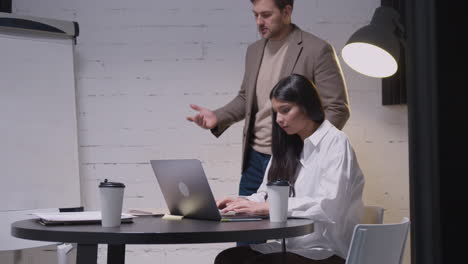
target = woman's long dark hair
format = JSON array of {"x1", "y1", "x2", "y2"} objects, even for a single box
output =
[{"x1": 267, "y1": 74, "x2": 325, "y2": 188}]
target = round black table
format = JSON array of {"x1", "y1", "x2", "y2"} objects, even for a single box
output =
[{"x1": 12, "y1": 216, "x2": 314, "y2": 264}]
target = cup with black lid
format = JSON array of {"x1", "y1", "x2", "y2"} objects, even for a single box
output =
[
  {"x1": 99, "y1": 179, "x2": 125, "y2": 227},
  {"x1": 267, "y1": 180, "x2": 290, "y2": 222}
]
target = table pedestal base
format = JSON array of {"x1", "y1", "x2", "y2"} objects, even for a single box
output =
[
  {"x1": 76, "y1": 244, "x2": 97, "y2": 264},
  {"x1": 76, "y1": 244, "x2": 125, "y2": 264}
]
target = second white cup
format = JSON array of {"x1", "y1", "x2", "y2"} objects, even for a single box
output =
[
  {"x1": 267, "y1": 180, "x2": 290, "y2": 222},
  {"x1": 99, "y1": 179, "x2": 125, "y2": 227}
]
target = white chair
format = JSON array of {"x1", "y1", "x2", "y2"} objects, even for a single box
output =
[
  {"x1": 0, "y1": 208, "x2": 60, "y2": 263},
  {"x1": 362, "y1": 205, "x2": 385, "y2": 224},
  {"x1": 55, "y1": 206, "x2": 83, "y2": 264},
  {"x1": 0, "y1": 207, "x2": 82, "y2": 264},
  {"x1": 345, "y1": 217, "x2": 410, "y2": 264}
]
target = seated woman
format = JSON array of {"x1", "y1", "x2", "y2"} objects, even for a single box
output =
[{"x1": 215, "y1": 74, "x2": 365, "y2": 264}]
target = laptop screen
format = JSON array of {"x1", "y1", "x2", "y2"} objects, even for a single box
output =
[{"x1": 150, "y1": 159, "x2": 222, "y2": 221}]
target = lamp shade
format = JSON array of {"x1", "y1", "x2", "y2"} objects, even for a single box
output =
[{"x1": 342, "y1": 6, "x2": 401, "y2": 78}]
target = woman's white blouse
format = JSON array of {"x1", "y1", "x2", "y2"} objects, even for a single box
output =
[{"x1": 248, "y1": 120, "x2": 365, "y2": 260}]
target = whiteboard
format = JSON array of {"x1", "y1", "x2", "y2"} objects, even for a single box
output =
[{"x1": 0, "y1": 30, "x2": 81, "y2": 211}]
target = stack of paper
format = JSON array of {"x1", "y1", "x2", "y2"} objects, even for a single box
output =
[{"x1": 32, "y1": 211, "x2": 135, "y2": 225}]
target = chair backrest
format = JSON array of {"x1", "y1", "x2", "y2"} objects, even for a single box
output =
[
  {"x1": 362, "y1": 205, "x2": 384, "y2": 224},
  {"x1": 345, "y1": 217, "x2": 410, "y2": 264},
  {"x1": 0, "y1": 209, "x2": 59, "y2": 251}
]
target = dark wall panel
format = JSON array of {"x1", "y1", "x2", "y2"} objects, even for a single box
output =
[
  {"x1": 407, "y1": 0, "x2": 465, "y2": 264},
  {"x1": 0, "y1": 0, "x2": 12, "y2": 13}
]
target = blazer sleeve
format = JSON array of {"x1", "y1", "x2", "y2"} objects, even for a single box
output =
[
  {"x1": 314, "y1": 44, "x2": 350, "y2": 130},
  {"x1": 210, "y1": 48, "x2": 251, "y2": 137}
]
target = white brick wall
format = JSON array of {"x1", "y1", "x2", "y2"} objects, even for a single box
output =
[{"x1": 6, "y1": 0, "x2": 410, "y2": 263}]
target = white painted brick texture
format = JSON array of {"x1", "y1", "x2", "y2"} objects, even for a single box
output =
[{"x1": 6, "y1": 0, "x2": 410, "y2": 263}]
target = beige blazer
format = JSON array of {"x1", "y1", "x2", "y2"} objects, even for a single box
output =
[{"x1": 212, "y1": 25, "x2": 350, "y2": 171}]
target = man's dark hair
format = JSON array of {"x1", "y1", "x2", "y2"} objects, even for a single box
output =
[{"x1": 250, "y1": 0, "x2": 294, "y2": 10}]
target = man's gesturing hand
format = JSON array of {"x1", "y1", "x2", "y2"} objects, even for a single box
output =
[{"x1": 186, "y1": 104, "x2": 218, "y2": 129}]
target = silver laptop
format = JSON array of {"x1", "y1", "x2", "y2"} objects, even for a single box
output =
[{"x1": 150, "y1": 159, "x2": 265, "y2": 221}]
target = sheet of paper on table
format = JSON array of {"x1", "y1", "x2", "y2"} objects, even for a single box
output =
[{"x1": 125, "y1": 208, "x2": 167, "y2": 216}]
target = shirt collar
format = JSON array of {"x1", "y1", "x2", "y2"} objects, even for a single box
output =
[
  {"x1": 300, "y1": 120, "x2": 334, "y2": 167},
  {"x1": 308, "y1": 120, "x2": 333, "y2": 146}
]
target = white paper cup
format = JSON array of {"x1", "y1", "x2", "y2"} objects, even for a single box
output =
[
  {"x1": 99, "y1": 179, "x2": 125, "y2": 227},
  {"x1": 267, "y1": 180, "x2": 290, "y2": 222}
]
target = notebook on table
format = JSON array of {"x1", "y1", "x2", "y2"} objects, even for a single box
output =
[
  {"x1": 32, "y1": 211, "x2": 135, "y2": 226},
  {"x1": 150, "y1": 159, "x2": 266, "y2": 222}
]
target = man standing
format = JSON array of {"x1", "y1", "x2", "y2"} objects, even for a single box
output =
[{"x1": 187, "y1": 0, "x2": 349, "y2": 197}]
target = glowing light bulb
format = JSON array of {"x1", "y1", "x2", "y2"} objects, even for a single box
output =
[{"x1": 342, "y1": 42, "x2": 398, "y2": 78}]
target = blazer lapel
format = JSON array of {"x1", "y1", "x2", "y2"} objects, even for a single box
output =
[
  {"x1": 246, "y1": 39, "x2": 267, "y2": 111},
  {"x1": 280, "y1": 26, "x2": 303, "y2": 78}
]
